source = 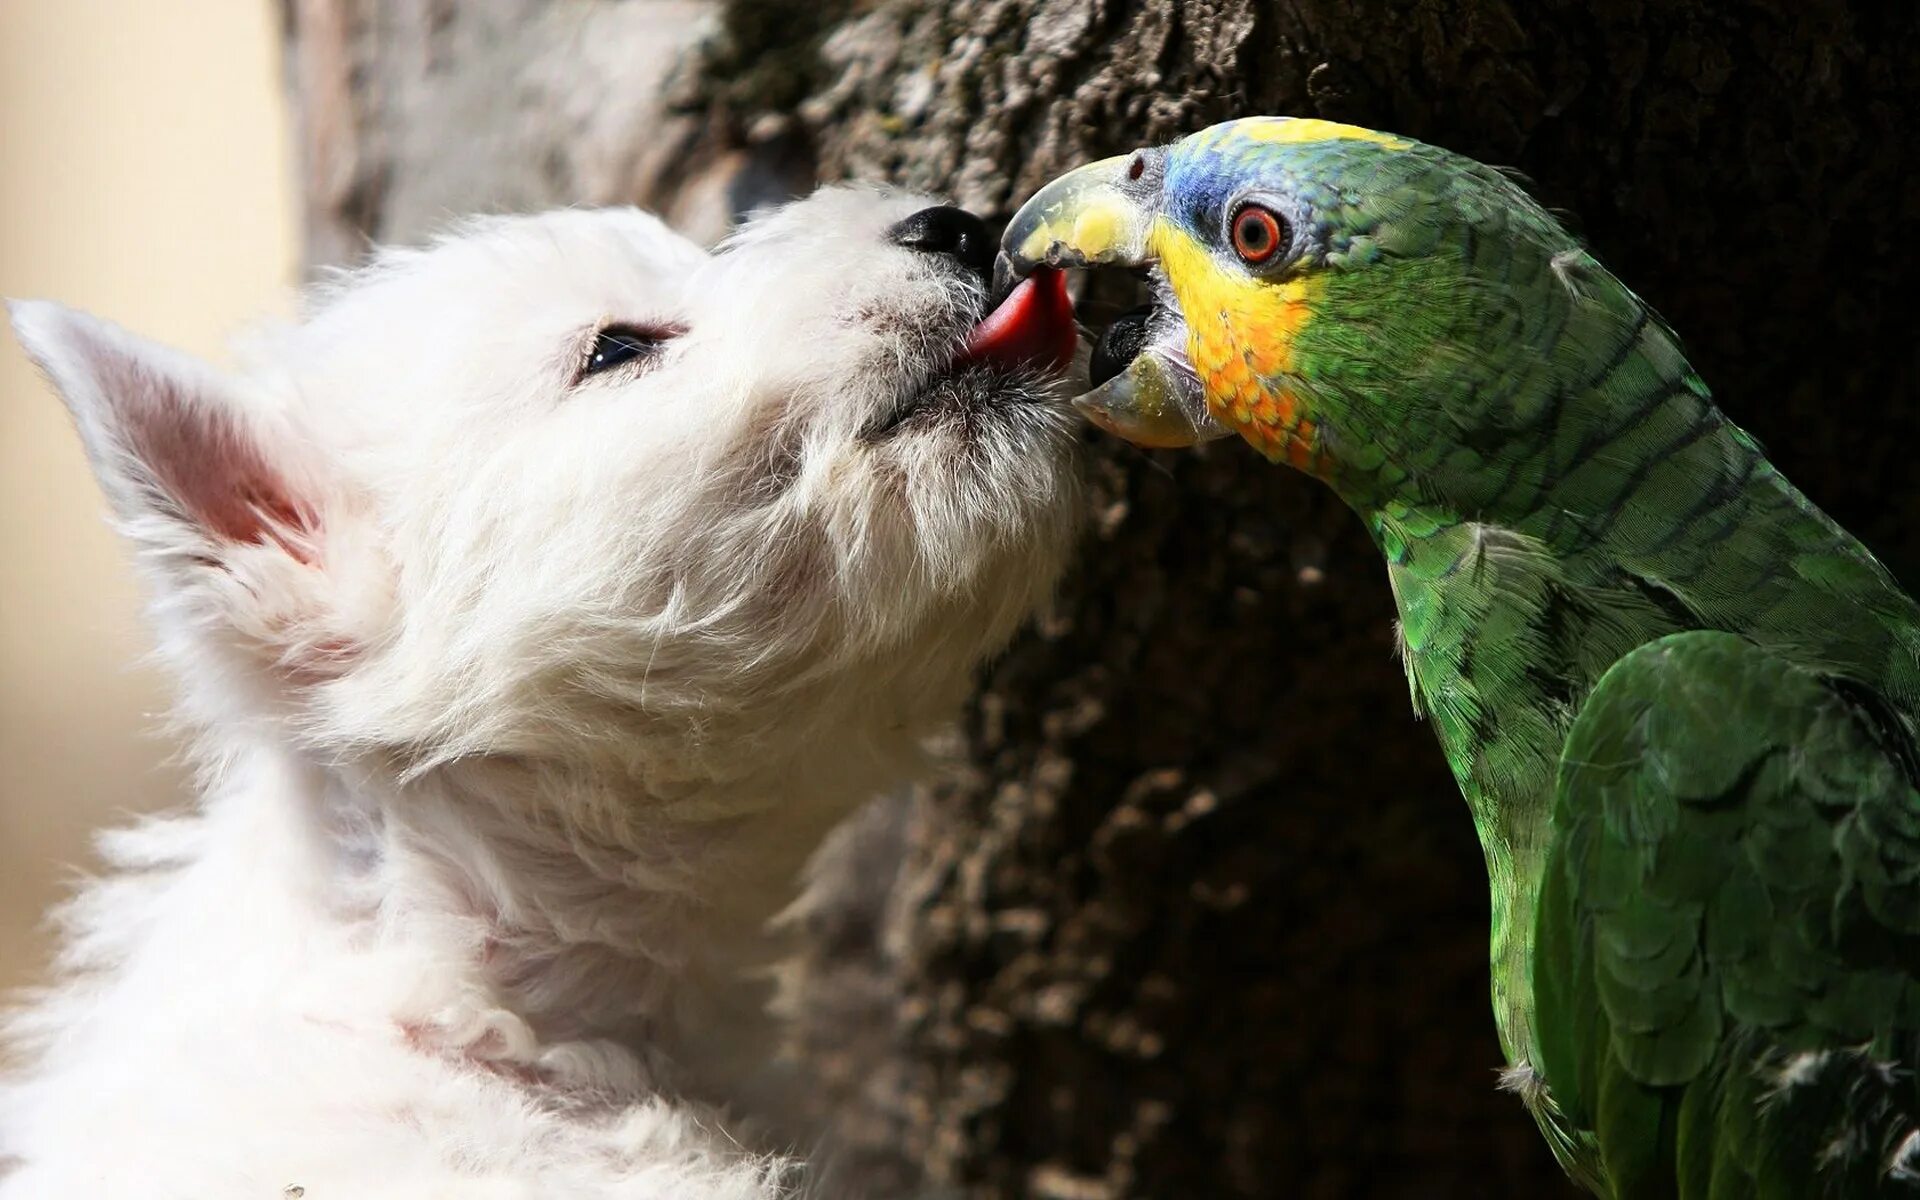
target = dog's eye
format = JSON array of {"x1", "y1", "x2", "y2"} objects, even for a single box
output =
[{"x1": 579, "y1": 323, "x2": 682, "y2": 380}]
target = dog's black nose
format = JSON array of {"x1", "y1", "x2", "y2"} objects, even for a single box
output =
[{"x1": 888, "y1": 206, "x2": 993, "y2": 281}]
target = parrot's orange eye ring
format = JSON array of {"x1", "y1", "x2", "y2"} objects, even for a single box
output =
[{"x1": 1230, "y1": 204, "x2": 1288, "y2": 265}]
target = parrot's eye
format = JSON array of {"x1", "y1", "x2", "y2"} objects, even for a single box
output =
[
  {"x1": 577, "y1": 322, "x2": 683, "y2": 382},
  {"x1": 1229, "y1": 204, "x2": 1289, "y2": 267}
]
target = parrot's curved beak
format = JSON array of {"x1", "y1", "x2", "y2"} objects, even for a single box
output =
[
  {"x1": 997, "y1": 151, "x2": 1231, "y2": 449},
  {"x1": 998, "y1": 153, "x2": 1159, "y2": 281}
]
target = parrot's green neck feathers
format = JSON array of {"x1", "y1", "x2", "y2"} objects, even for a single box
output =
[
  {"x1": 1357, "y1": 342, "x2": 1920, "y2": 1072},
  {"x1": 1373, "y1": 507, "x2": 1571, "y2": 1063}
]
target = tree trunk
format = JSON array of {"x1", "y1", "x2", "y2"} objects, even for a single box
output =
[{"x1": 283, "y1": 2, "x2": 1920, "y2": 1196}]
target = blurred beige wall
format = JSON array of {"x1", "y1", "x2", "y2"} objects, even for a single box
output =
[{"x1": 0, "y1": 3, "x2": 296, "y2": 991}]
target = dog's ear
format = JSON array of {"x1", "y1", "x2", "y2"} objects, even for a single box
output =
[
  {"x1": 10, "y1": 300, "x2": 366, "y2": 679},
  {"x1": 11, "y1": 301, "x2": 320, "y2": 565}
]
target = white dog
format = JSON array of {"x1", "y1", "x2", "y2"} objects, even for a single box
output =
[{"x1": 3, "y1": 190, "x2": 1081, "y2": 1198}]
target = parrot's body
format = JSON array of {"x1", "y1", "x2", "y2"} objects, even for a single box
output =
[{"x1": 1002, "y1": 118, "x2": 1920, "y2": 1196}]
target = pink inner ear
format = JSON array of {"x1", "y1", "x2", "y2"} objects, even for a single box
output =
[{"x1": 119, "y1": 362, "x2": 319, "y2": 567}]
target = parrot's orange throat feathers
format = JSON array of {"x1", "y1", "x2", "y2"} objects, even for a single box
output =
[{"x1": 1157, "y1": 227, "x2": 1326, "y2": 473}]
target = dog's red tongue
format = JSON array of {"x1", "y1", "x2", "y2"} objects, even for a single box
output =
[{"x1": 959, "y1": 267, "x2": 1078, "y2": 373}]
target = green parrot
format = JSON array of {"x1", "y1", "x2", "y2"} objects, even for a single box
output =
[{"x1": 998, "y1": 116, "x2": 1920, "y2": 1197}]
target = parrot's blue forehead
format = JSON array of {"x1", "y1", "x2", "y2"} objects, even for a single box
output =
[
  {"x1": 1152, "y1": 121, "x2": 1397, "y2": 245},
  {"x1": 1166, "y1": 123, "x2": 1365, "y2": 203},
  {"x1": 1153, "y1": 118, "x2": 1573, "y2": 276},
  {"x1": 1159, "y1": 119, "x2": 1419, "y2": 260}
]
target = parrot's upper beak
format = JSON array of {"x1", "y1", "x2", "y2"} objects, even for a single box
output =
[
  {"x1": 997, "y1": 154, "x2": 1159, "y2": 284},
  {"x1": 996, "y1": 151, "x2": 1231, "y2": 449}
]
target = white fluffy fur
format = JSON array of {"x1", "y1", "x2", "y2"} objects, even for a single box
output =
[{"x1": 2, "y1": 189, "x2": 1080, "y2": 1198}]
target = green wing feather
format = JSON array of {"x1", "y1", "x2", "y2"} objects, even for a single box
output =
[{"x1": 1535, "y1": 629, "x2": 1920, "y2": 1197}]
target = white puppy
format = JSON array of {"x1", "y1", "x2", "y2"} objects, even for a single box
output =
[{"x1": 2, "y1": 189, "x2": 1081, "y2": 1198}]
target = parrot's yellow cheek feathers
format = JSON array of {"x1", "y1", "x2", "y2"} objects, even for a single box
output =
[{"x1": 1153, "y1": 225, "x2": 1326, "y2": 472}]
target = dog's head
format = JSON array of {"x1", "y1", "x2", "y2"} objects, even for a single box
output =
[{"x1": 11, "y1": 190, "x2": 1082, "y2": 807}]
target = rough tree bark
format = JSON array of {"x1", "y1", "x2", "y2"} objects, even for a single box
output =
[{"x1": 283, "y1": 2, "x2": 1920, "y2": 1197}]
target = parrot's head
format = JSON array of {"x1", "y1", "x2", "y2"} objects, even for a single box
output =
[{"x1": 1002, "y1": 117, "x2": 1650, "y2": 506}]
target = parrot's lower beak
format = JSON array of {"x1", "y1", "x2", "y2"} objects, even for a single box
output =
[
  {"x1": 1078, "y1": 340, "x2": 1228, "y2": 449},
  {"x1": 1076, "y1": 301, "x2": 1229, "y2": 447},
  {"x1": 997, "y1": 151, "x2": 1230, "y2": 449}
]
